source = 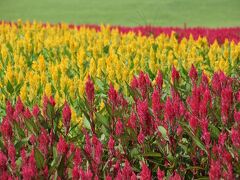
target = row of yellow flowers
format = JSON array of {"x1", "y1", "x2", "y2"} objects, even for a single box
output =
[{"x1": 0, "y1": 21, "x2": 239, "y2": 126}]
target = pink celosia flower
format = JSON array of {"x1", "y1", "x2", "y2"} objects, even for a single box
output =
[
  {"x1": 156, "y1": 70, "x2": 163, "y2": 91},
  {"x1": 85, "y1": 76, "x2": 95, "y2": 104},
  {"x1": 62, "y1": 102, "x2": 71, "y2": 134},
  {"x1": 189, "y1": 116, "x2": 198, "y2": 131},
  {"x1": 23, "y1": 108, "x2": 32, "y2": 119},
  {"x1": 140, "y1": 162, "x2": 151, "y2": 180},
  {"x1": 138, "y1": 130, "x2": 145, "y2": 144},
  {"x1": 218, "y1": 132, "x2": 227, "y2": 147},
  {"x1": 49, "y1": 96, "x2": 56, "y2": 107},
  {"x1": 39, "y1": 128, "x2": 49, "y2": 156},
  {"x1": 137, "y1": 99, "x2": 150, "y2": 126},
  {"x1": 130, "y1": 76, "x2": 138, "y2": 89},
  {"x1": 171, "y1": 66, "x2": 180, "y2": 83},
  {"x1": 209, "y1": 160, "x2": 221, "y2": 180},
  {"x1": 0, "y1": 151, "x2": 7, "y2": 168},
  {"x1": 157, "y1": 167, "x2": 165, "y2": 180},
  {"x1": 116, "y1": 118, "x2": 123, "y2": 136},
  {"x1": 72, "y1": 166, "x2": 79, "y2": 179},
  {"x1": 108, "y1": 84, "x2": 118, "y2": 107},
  {"x1": 74, "y1": 147, "x2": 82, "y2": 166},
  {"x1": 231, "y1": 128, "x2": 240, "y2": 148},
  {"x1": 57, "y1": 135, "x2": 68, "y2": 154},
  {"x1": 202, "y1": 131, "x2": 211, "y2": 148},
  {"x1": 122, "y1": 160, "x2": 133, "y2": 178},
  {"x1": 0, "y1": 117, "x2": 13, "y2": 139},
  {"x1": 6, "y1": 100, "x2": 14, "y2": 120},
  {"x1": 131, "y1": 173, "x2": 137, "y2": 180},
  {"x1": 164, "y1": 97, "x2": 175, "y2": 123},
  {"x1": 108, "y1": 135, "x2": 115, "y2": 153},
  {"x1": 169, "y1": 172, "x2": 181, "y2": 180},
  {"x1": 127, "y1": 112, "x2": 136, "y2": 129},
  {"x1": 152, "y1": 88, "x2": 162, "y2": 117},
  {"x1": 189, "y1": 65, "x2": 198, "y2": 82},
  {"x1": 32, "y1": 105, "x2": 40, "y2": 118},
  {"x1": 234, "y1": 110, "x2": 240, "y2": 124},
  {"x1": 106, "y1": 175, "x2": 112, "y2": 180}
]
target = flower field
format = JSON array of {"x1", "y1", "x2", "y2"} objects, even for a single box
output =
[{"x1": 0, "y1": 21, "x2": 240, "y2": 179}]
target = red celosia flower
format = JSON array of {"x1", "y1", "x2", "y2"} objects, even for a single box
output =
[
  {"x1": 130, "y1": 76, "x2": 138, "y2": 89},
  {"x1": 127, "y1": 112, "x2": 136, "y2": 129},
  {"x1": 72, "y1": 166, "x2": 79, "y2": 179},
  {"x1": 62, "y1": 102, "x2": 71, "y2": 134},
  {"x1": 122, "y1": 160, "x2": 133, "y2": 178},
  {"x1": 21, "y1": 150, "x2": 37, "y2": 180},
  {"x1": 137, "y1": 99, "x2": 150, "y2": 126},
  {"x1": 42, "y1": 95, "x2": 55, "y2": 118},
  {"x1": 92, "y1": 135, "x2": 103, "y2": 165},
  {"x1": 21, "y1": 148, "x2": 27, "y2": 164},
  {"x1": 234, "y1": 110, "x2": 240, "y2": 124},
  {"x1": 164, "y1": 97, "x2": 175, "y2": 123},
  {"x1": 6, "y1": 100, "x2": 14, "y2": 120},
  {"x1": 169, "y1": 172, "x2": 181, "y2": 180},
  {"x1": 218, "y1": 132, "x2": 227, "y2": 147},
  {"x1": 212, "y1": 73, "x2": 220, "y2": 92},
  {"x1": 156, "y1": 70, "x2": 163, "y2": 91},
  {"x1": 84, "y1": 132, "x2": 91, "y2": 155},
  {"x1": 231, "y1": 128, "x2": 240, "y2": 148},
  {"x1": 0, "y1": 151, "x2": 7, "y2": 168},
  {"x1": 108, "y1": 84, "x2": 118, "y2": 107},
  {"x1": 7, "y1": 143, "x2": 16, "y2": 161},
  {"x1": 57, "y1": 136, "x2": 68, "y2": 154},
  {"x1": 152, "y1": 88, "x2": 162, "y2": 117},
  {"x1": 116, "y1": 118, "x2": 123, "y2": 135},
  {"x1": 138, "y1": 130, "x2": 145, "y2": 144},
  {"x1": 202, "y1": 131, "x2": 211, "y2": 148},
  {"x1": 236, "y1": 90, "x2": 240, "y2": 102},
  {"x1": 23, "y1": 108, "x2": 32, "y2": 119},
  {"x1": 43, "y1": 166, "x2": 49, "y2": 177},
  {"x1": 189, "y1": 65, "x2": 198, "y2": 82},
  {"x1": 39, "y1": 128, "x2": 49, "y2": 156},
  {"x1": 49, "y1": 96, "x2": 56, "y2": 107},
  {"x1": 201, "y1": 72, "x2": 209, "y2": 86},
  {"x1": 106, "y1": 175, "x2": 112, "y2": 180},
  {"x1": 0, "y1": 117, "x2": 13, "y2": 139},
  {"x1": 140, "y1": 162, "x2": 151, "y2": 180},
  {"x1": 157, "y1": 167, "x2": 165, "y2": 180},
  {"x1": 138, "y1": 71, "x2": 151, "y2": 98},
  {"x1": 74, "y1": 147, "x2": 82, "y2": 166},
  {"x1": 14, "y1": 97, "x2": 24, "y2": 120},
  {"x1": 171, "y1": 66, "x2": 180, "y2": 83},
  {"x1": 108, "y1": 135, "x2": 115, "y2": 153},
  {"x1": 209, "y1": 160, "x2": 221, "y2": 180},
  {"x1": 131, "y1": 173, "x2": 137, "y2": 180},
  {"x1": 85, "y1": 76, "x2": 95, "y2": 104},
  {"x1": 200, "y1": 118, "x2": 208, "y2": 133},
  {"x1": 32, "y1": 105, "x2": 40, "y2": 118},
  {"x1": 189, "y1": 116, "x2": 198, "y2": 131}
]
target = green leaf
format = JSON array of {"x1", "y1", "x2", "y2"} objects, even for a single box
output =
[
  {"x1": 142, "y1": 152, "x2": 162, "y2": 157},
  {"x1": 7, "y1": 80, "x2": 14, "y2": 94},
  {"x1": 14, "y1": 122, "x2": 25, "y2": 138},
  {"x1": 209, "y1": 124, "x2": 220, "y2": 139},
  {"x1": 158, "y1": 126, "x2": 168, "y2": 141},
  {"x1": 57, "y1": 155, "x2": 65, "y2": 177},
  {"x1": 34, "y1": 148, "x2": 45, "y2": 169},
  {"x1": 179, "y1": 121, "x2": 207, "y2": 154},
  {"x1": 95, "y1": 112, "x2": 110, "y2": 130}
]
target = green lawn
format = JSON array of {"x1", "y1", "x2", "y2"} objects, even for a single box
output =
[{"x1": 0, "y1": 0, "x2": 239, "y2": 27}]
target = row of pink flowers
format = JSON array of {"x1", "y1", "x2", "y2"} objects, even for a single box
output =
[{"x1": 1, "y1": 21, "x2": 240, "y2": 43}]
